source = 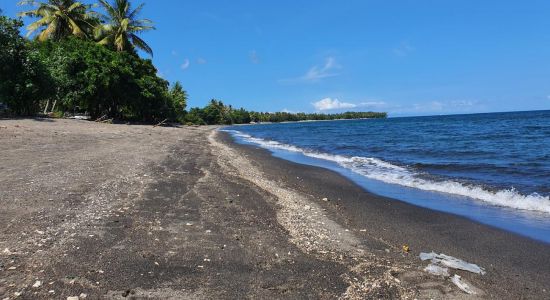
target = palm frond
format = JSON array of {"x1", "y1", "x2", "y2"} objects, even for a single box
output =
[
  {"x1": 130, "y1": 33, "x2": 152, "y2": 56},
  {"x1": 94, "y1": 0, "x2": 155, "y2": 56},
  {"x1": 17, "y1": 0, "x2": 37, "y2": 7},
  {"x1": 128, "y1": 2, "x2": 144, "y2": 19}
]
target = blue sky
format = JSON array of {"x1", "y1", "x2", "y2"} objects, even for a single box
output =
[{"x1": 3, "y1": 0, "x2": 550, "y2": 116}]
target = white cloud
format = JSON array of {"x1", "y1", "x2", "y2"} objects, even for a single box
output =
[
  {"x1": 197, "y1": 57, "x2": 207, "y2": 64},
  {"x1": 312, "y1": 98, "x2": 388, "y2": 111},
  {"x1": 312, "y1": 98, "x2": 357, "y2": 111},
  {"x1": 180, "y1": 59, "x2": 190, "y2": 70},
  {"x1": 280, "y1": 57, "x2": 341, "y2": 83},
  {"x1": 310, "y1": 97, "x2": 483, "y2": 115},
  {"x1": 393, "y1": 41, "x2": 415, "y2": 57},
  {"x1": 249, "y1": 50, "x2": 260, "y2": 64}
]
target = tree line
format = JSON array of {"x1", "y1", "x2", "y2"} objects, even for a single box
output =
[
  {"x1": 0, "y1": 1, "x2": 386, "y2": 125},
  {"x1": 184, "y1": 100, "x2": 386, "y2": 125}
]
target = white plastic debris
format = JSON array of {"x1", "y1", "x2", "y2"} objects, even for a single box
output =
[
  {"x1": 32, "y1": 281, "x2": 42, "y2": 288},
  {"x1": 451, "y1": 274, "x2": 476, "y2": 294},
  {"x1": 424, "y1": 264, "x2": 449, "y2": 277},
  {"x1": 420, "y1": 252, "x2": 486, "y2": 275}
]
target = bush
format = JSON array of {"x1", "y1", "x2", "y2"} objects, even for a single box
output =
[
  {"x1": 33, "y1": 38, "x2": 171, "y2": 121},
  {"x1": 0, "y1": 16, "x2": 53, "y2": 115}
]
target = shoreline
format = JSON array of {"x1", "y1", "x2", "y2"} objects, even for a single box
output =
[
  {"x1": 223, "y1": 127, "x2": 550, "y2": 244},
  {"x1": 1, "y1": 119, "x2": 548, "y2": 299},
  {"x1": 217, "y1": 130, "x2": 550, "y2": 299}
]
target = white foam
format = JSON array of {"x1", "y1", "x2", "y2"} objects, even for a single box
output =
[{"x1": 222, "y1": 129, "x2": 550, "y2": 214}]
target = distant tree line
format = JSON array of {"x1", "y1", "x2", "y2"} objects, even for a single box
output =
[{"x1": 183, "y1": 100, "x2": 387, "y2": 125}]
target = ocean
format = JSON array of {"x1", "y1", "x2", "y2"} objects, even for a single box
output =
[{"x1": 224, "y1": 110, "x2": 550, "y2": 243}]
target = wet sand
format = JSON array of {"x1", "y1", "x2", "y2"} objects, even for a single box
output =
[{"x1": 0, "y1": 119, "x2": 548, "y2": 299}]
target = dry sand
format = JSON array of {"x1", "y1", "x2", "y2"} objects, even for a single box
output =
[{"x1": 0, "y1": 119, "x2": 548, "y2": 299}]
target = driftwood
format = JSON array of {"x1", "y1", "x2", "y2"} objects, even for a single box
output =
[
  {"x1": 100, "y1": 118, "x2": 113, "y2": 124},
  {"x1": 95, "y1": 115, "x2": 108, "y2": 122},
  {"x1": 154, "y1": 118, "x2": 168, "y2": 127}
]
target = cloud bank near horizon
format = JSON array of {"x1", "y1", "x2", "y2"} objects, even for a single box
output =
[{"x1": 312, "y1": 98, "x2": 386, "y2": 111}]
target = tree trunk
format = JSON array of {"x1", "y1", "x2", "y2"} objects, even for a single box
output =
[
  {"x1": 43, "y1": 99, "x2": 50, "y2": 114},
  {"x1": 51, "y1": 99, "x2": 57, "y2": 113}
]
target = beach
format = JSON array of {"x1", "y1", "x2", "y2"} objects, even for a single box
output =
[{"x1": 1, "y1": 119, "x2": 549, "y2": 299}]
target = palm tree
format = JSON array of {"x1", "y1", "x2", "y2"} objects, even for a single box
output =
[
  {"x1": 95, "y1": 0, "x2": 155, "y2": 56},
  {"x1": 17, "y1": 0, "x2": 97, "y2": 41}
]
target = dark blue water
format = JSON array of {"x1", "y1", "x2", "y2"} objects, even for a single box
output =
[{"x1": 225, "y1": 110, "x2": 550, "y2": 243}]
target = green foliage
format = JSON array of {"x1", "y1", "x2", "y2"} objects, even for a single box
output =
[
  {"x1": 249, "y1": 111, "x2": 387, "y2": 123},
  {"x1": 18, "y1": 0, "x2": 154, "y2": 57},
  {"x1": 32, "y1": 37, "x2": 169, "y2": 121},
  {"x1": 2, "y1": 2, "x2": 181, "y2": 120},
  {"x1": 167, "y1": 81, "x2": 187, "y2": 122},
  {"x1": 0, "y1": 15, "x2": 53, "y2": 115},
  {"x1": 95, "y1": 0, "x2": 155, "y2": 56},
  {"x1": 184, "y1": 107, "x2": 206, "y2": 125},
  {"x1": 18, "y1": 0, "x2": 98, "y2": 41},
  {"x1": 184, "y1": 100, "x2": 386, "y2": 125}
]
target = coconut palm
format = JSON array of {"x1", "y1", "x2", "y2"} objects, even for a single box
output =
[
  {"x1": 17, "y1": 0, "x2": 96, "y2": 41},
  {"x1": 95, "y1": 0, "x2": 154, "y2": 56}
]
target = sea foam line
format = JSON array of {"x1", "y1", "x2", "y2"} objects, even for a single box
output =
[{"x1": 223, "y1": 129, "x2": 550, "y2": 214}]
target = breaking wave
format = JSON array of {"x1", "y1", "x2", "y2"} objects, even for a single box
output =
[{"x1": 223, "y1": 129, "x2": 550, "y2": 214}]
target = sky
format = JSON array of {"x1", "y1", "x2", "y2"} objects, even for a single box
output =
[{"x1": 2, "y1": 0, "x2": 550, "y2": 116}]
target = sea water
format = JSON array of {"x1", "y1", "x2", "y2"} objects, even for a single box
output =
[{"x1": 224, "y1": 110, "x2": 550, "y2": 243}]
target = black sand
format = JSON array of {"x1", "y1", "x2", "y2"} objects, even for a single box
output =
[
  {"x1": 1, "y1": 119, "x2": 548, "y2": 299},
  {"x1": 218, "y1": 131, "x2": 550, "y2": 299}
]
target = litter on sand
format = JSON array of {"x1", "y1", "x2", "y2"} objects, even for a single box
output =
[
  {"x1": 424, "y1": 264, "x2": 449, "y2": 277},
  {"x1": 451, "y1": 274, "x2": 477, "y2": 294},
  {"x1": 419, "y1": 251, "x2": 486, "y2": 275}
]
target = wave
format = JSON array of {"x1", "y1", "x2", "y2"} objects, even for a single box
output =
[{"x1": 223, "y1": 129, "x2": 550, "y2": 214}]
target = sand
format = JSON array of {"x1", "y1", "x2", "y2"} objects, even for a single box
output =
[{"x1": 0, "y1": 118, "x2": 548, "y2": 299}]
